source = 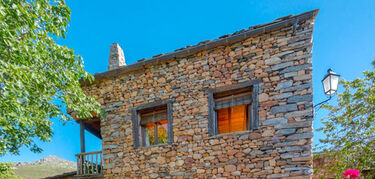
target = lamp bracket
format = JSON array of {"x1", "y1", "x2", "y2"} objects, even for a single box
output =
[{"x1": 314, "y1": 96, "x2": 332, "y2": 108}]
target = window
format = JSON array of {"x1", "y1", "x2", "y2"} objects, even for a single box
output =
[
  {"x1": 208, "y1": 80, "x2": 259, "y2": 136},
  {"x1": 140, "y1": 106, "x2": 168, "y2": 146},
  {"x1": 215, "y1": 88, "x2": 252, "y2": 134},
  {"x1": 131, "y1": 100, "x2": 173, "y2": 148}
]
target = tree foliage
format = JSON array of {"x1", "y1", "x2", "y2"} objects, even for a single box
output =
[
  {"x1": 317, "y1": 61, "x2": 375, "y2": 176},
  {"x1": 0, "y1": 163, "x2": 21, "y2": 179},
  {"x1": 0, "y1": 0, "x2": 101, "y2": 155}
]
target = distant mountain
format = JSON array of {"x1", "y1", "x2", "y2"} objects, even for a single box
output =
[{"x1": 12, "y1": 155, "x2": 76, "y2": 179}]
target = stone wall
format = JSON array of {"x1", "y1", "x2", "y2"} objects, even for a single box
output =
[{"x1": 83, "y1": 11, "x2": 317, "y2": 179}]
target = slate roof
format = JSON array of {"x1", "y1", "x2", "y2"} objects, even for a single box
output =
[{"x1": 91, "y1": 9, "x2": 319, "y2": 81}]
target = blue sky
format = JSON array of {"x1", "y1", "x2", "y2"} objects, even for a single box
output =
[{"x1": 1, "y1": 0, "x2": 375, "y2": 162}]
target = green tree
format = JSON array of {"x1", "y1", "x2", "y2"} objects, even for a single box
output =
[
  {"x1": 0, "y1": 163, "x2": 21, "y2": 179},
  {"x1": 317, "y1": 61, "x2": 375, "y2": 176},
  {"x1": 0, "y1": 0, "x2": 101, "y2": 155}
]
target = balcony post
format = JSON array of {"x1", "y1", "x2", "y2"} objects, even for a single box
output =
[{"x1": 80, "y1": 120, "x2": 85, "y2": 153}]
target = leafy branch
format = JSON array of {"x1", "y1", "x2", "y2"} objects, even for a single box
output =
[{"x1": 0, "y1": 0, "x2": 101, "y2": 155}]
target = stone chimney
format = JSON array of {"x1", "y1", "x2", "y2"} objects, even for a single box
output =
[{"x1": 108, "y1": 43, "x2": 126, "y2": 71}]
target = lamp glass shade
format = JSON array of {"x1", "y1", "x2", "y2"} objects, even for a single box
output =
[
  {"x1": 330, "y1": 74, "x2": 339, "y2": 94},
  {"x1": 322, "y1": 75, "x2": 331, "y2": 95},
  {"x1": 322, "y1": 69, "x2": 340, "y2": 96}
]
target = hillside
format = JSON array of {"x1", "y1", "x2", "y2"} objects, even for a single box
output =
[{"x1": 12, "y1": 156, "x2": 76, "y2": 179}]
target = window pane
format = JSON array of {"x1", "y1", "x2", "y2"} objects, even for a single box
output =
[
  {"x1": 217, "y1": 107, "x2": 230, "y2": 134},
  {"x1": 157, "y1": 120, "x2": 168, "y2": 144},
  {"x1": 230, "y1": 105, "x2": 247, "y2": 133},
  {"x1": 217, "y1": 104, "x2": 247, "y2": 134},
  {"x1": 143, "y1": 123, "x2": 154, "y2": 147}
]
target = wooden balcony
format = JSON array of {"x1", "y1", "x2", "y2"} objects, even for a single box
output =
[
  {"x1": 73, "y1": 117, "x2": 103, "y2": 178},
  {"x1": 75, "y1": 151, "x2": 103, "y2": 177}
]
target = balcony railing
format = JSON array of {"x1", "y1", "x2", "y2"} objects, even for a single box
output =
[{"x1": 75, "y1": 151, "x2": 103, "y2": 176}]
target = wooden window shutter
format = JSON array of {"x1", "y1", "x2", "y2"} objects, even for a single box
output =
[
  {"x1": 208, "y1": 92, "x2": 215, "y2": 136},
  {"x1": 252, "y1": 84, "x2": 259, "y2": 129},
  {"x1": 167, "y1": 102, "x2": 173, "y2": 143},
  {"x1": 131, "y1": 109, "x2": 140, "y2": 148}
]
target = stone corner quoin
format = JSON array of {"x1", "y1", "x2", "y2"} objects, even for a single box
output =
[{"x1": 82, "y1": 9, "x2": 318, "y2": 178}]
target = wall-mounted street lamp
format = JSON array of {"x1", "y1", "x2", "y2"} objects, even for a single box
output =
[{"x1": 314, "y1": 68, "x2": 340, "y2": 107}]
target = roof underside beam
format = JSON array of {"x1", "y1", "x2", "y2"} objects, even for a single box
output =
[{"x1": 84, "y1": 122, "x2": 102, "y2": 139}]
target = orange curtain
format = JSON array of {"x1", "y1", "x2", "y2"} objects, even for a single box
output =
[{"x1": 217, "y1": 104, "x2": 247, "y2": 134}]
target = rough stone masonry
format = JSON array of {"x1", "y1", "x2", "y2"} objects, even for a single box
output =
[{"x1": 82, "y1": 9, "x2": 318, "y2": 179}]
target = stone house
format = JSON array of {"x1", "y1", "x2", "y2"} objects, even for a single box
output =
[{"x1": 74, "y1": 9, "x2": 319, "y2": 179}]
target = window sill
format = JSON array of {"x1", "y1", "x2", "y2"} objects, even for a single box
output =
[
  {"x1": 138, "y1": 143, "x2": 170, "y2": 149},
  {"x1": 205, "y1": 130, "x2": 254, "y2": 140}
]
